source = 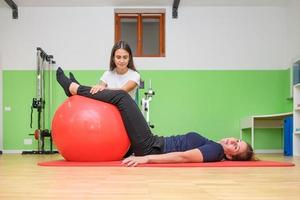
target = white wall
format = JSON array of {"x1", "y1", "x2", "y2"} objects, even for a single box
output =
[
  {"x1": 0, "y1": 7, "x2": 114, "y2": 70},
  {"x1": 0, "y1": 6, "x2": 287, "y2": 70},
  {"x1": 287, "y1": 0, "x2": 300, "y2": 65},
  {"x1": 164, "y1": 6, "x2": 287, "y2": 69}
]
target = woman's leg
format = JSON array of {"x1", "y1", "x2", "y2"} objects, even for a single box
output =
[{"x1": 56, "y1": 68, "x2": 164, "y2": 156}]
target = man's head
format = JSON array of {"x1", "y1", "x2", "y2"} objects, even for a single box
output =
[{"x1": 219, "y1": 137, "x2": 254, "y2": 161}]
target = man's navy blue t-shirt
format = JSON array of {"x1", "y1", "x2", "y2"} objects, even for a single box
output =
[{"x1": 163, "y1": 132, "x2": 225, "y2": 162}]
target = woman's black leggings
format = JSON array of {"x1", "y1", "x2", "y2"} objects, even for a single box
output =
[{"x1": 77, "y1": 86, "x2": 164, "y2": 156}]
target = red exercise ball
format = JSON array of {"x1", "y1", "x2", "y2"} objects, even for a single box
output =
[{"x1": 51, "y1": 95, "x2": 130, "y2": 161}]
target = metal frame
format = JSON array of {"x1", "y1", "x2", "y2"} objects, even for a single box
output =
[
  {"x1": 141, "y1": 80, "x2": 155, "y2": 129},
  {"x1": 4, "y1": 0, "x2": 18, "y2": 19},
  {"x1": 23, "y1": 48, "x2": 57, "y2": 154},
  {"x1": 172, "y1": 0, "x2": 180, "y2": 18}
]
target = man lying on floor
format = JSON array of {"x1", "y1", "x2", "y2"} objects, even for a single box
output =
[{"x1": 56, "y1": 67, "x2": 255, "y2": 167}]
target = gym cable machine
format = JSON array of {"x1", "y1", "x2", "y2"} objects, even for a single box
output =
[
  {"x1": 141, "y1": 80, "x2": 155, "y2": 129},
  {"x1": 22, "y1": 48, "x2": 57, "y2": 154}
]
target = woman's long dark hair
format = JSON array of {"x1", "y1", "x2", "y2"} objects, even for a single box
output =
[{"x1": 109, "y1": 40, "x2": 137, "y2": 71}]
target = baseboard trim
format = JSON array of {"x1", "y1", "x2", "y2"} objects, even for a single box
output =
[
  {"x1": 2, "y1": 149, "x2": 59, "y2": 154},
  {"x1": 1, "y1": 149, "x2": 284, "y2": 154},
  {"x1": 2, "y1": 150, "x2": 23, "y2": 153},
  {"x1": 255, "y1": 149, "x2": 283, "y2": 154}
]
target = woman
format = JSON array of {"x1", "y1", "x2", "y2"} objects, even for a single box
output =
[
  {"x1": 57, "y1": 67, "x2": 255, "y2": 167},
  {"x1": 89, "y1": 41, "x2": 140, "y2": 99}
]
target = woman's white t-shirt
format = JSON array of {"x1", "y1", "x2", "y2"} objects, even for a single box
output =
[{"x1": 100, "y1": 69, "x2": 140, "y2": 99}]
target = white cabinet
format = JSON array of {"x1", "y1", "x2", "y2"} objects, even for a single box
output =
[{"x1": 293, "y1": 83, "x2": 300, "y2": 156}]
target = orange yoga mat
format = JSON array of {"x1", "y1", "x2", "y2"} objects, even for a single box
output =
[{"x1": 38, "y1": 160, "x2": 295, "y2": 167}]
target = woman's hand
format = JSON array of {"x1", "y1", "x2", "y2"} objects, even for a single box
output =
[
  {"x1": 122, "y1": 156, "x2": 149, "y2": 167},
  {"x1": 90, "y1": 84, "x2": 106, "y2": 94}
]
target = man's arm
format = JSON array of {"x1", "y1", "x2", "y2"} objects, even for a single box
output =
[{"x1": 122, "y1": 149, "x2": 204, "y2": 167}]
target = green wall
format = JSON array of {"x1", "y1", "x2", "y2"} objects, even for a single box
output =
[{"x1": 3, "y1": 69, "x2": 292, "y2": 151}]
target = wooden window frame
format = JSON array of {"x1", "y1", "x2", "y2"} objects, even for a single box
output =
[{"x1": 115, "y1": 12, "x2": 165, "y2": 57}]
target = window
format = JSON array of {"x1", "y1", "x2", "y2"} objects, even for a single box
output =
[{"x1": 115, "y1": 9, "x2": 165, "y2": 57}]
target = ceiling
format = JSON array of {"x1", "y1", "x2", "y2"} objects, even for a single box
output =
[{"x1": 0, "y1": 0, "x2": 290, "y2": 7}]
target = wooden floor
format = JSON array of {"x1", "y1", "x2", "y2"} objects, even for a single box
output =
[{"x1": 0, "y1": 153, "x2": 299, "y2": 200}]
